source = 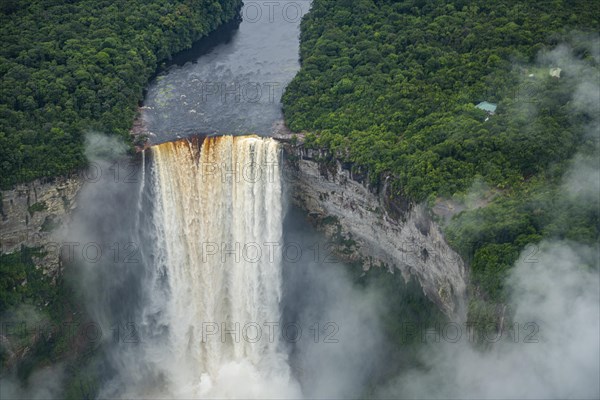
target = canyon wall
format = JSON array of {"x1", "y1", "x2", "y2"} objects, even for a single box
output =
[
  {"x1": 0, "y1": 174, "x2": 84, "y2": 277},
  {"x1": 282, "y1": 145, "x2": 467, "y2": 319}
]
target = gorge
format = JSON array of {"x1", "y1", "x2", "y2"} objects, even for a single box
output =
[
  {"x1": 1, "y1": 2, "x2": 457, "y2": 396},
  {"x1": 1, "y1": 1, "x2": 598, "y2": 399}
]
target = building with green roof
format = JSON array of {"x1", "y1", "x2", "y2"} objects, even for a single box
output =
[{"x1": 475, "y1": 101, "x2": 497, "y2": 114}]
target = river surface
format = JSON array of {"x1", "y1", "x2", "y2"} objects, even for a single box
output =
[{"x1": 141, "y1": 0, "x2": 310, "y2": 143}]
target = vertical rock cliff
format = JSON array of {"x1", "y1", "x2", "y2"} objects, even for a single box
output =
[
  {"x1": 282, "y1": 146, "x2": 467, "y2": 319},
  {"x1": 0, "y1": 175, "x2": 83, "y2": 276}
]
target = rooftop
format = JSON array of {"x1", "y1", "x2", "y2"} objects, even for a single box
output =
[{"x1": 475, "y1": 101, "x2": 497, "y2": 113}]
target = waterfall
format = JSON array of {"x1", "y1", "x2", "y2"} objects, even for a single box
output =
[{"x1": 147, "y1": 135, "x2": 298, "y2": 398}]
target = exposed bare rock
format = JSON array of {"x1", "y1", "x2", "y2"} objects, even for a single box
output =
[
  {"x1": 281, "y1": 145, "x2": 467, "y2": 319},
  {"x1": 0, "y1": 174, "x2": 84, "y2": 277}
]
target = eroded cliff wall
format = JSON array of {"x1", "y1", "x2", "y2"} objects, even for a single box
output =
[
  {"x1": 0, "y1": 175, "x2": 83, "y2": 277},
  {"x1": 283, "y1": 146, "x2": 467, "y2": 319}
]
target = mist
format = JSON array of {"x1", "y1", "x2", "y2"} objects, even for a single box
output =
[
  {"x1": 0, "y1": 362, "x2": 66, "y2": 400},
  {"x1": 0, "y1": 305, "x2": 67, "y2": 399},
  {"x1": 374, "y1": 36, "x2": 600, "y2": 400},
  {"x1": 377, "y1": 240, "x2": 599, "y2": 399},
  {"x1": 55, "y1": 132, "x2": 157, "y2": 397},
  {"x1": 281, "y1": 207, "x2": 390, "y2": 398}
]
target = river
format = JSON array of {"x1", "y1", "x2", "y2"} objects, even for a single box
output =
[{"x1": 140, "y1": 0, "x2": 311, "y2": 143}]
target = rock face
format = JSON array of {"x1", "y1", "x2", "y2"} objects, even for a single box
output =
[
  {"x1": 283, "y1": 146, "x2": 467, "y2": 319},
  {"x1": 0, "y1": 174, "x2": 84, "y2": 277}
]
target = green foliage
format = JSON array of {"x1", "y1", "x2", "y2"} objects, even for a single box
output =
[
  {"x1": 27, "y1": 201, "x2": 46, "y2": 215},
  {"x1": 283, "y1": 0, "x2": 598, "y2": 201},
  {"x1": 0, "y1": 247, "x2": 55, "y2": 313},
  {"x1": 445, "y1": 176, "x2": 599, "y2": 325},
  {"x1": 284, "y1": 0, "x2": 599, "y2": 329},
  {"x1": 1, "y1": 247, "x2": 66, "y2": 376},
  {"x1": 0, "y1": 0, "x2": 242, "y2": 188},
  {"x1": 0, "y1": 248, "x2": 103, "y2": 396},
  {"x1": 40, "y1": 215, "x2": 59, "y2": 232}
]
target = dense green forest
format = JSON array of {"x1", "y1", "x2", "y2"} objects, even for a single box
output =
[
  {"x1": 0, "y1": 0, "x2": 242, "y2": 188},
  {"x1": 283, "y1": 0, "x2": 599, "y2": 327}
]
